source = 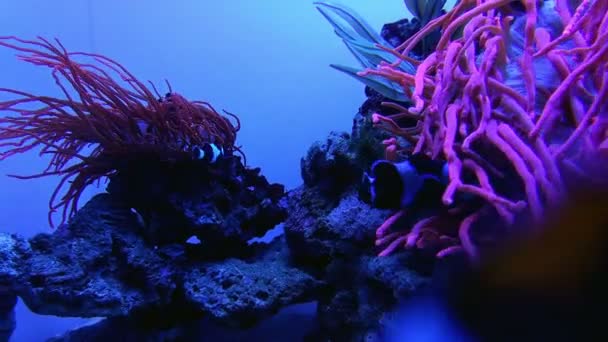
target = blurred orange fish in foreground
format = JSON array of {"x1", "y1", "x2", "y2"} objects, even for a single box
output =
[{"x1": 443, "y1": 185, "x2": 608, "y2": 341}]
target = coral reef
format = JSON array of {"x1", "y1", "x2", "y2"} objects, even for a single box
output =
[
  {"x1": 0, "y1": 123, "x2": 431, "y2": 341},
  {"x1": 3, "y1": 0, "x2": 604, "y2": 340},
  {"x1": 0, "y1": 131, "x2": 431, "y2": 341},
  {"x1": 0, "y1": 4, "x2": 439, "y2": 339}
]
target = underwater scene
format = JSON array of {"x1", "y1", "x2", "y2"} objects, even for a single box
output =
[{"x1": 0, "y1": 0, "x2": 607, "y2": 341}]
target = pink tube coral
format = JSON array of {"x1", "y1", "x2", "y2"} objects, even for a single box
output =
[
  {"x1": 0, "y1": 37, "x2": 243, "y2": 228},
  {"x1": 363, "y1": 0, "x2": 608, "y2": 261}
]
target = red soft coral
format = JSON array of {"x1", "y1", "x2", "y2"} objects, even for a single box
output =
[{"x1": 0, "y1": 36, "x2": 243, "y2": 227}]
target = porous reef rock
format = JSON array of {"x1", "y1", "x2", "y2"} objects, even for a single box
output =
[
  {"x1": 285, "y1": 130, "x2": 432, "y2": 341},
  {"x1": 106, "y1": 155, "x2": 287, "y2": 258},
  {"x1": 0, "y1": 193, "x2": 320, "y2": 331},
  {"x1": 3, "y1": 124, "x2": 433, "y2": 341},
  {"x1": 47, "y1": 303, "x2": 317, "y2": 342},
  {"x1": 39, "y1": 129, "x2": 434, "y2": 341}
]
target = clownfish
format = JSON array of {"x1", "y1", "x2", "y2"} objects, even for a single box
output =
[
  {"x1": 191, "y1": 143, "x2": 224, "y2": 163},
  {"x1": 361, "y1": 153, "x2": 449, "y2": 210}
]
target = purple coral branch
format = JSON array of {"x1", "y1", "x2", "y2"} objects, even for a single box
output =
[{"x1": 366, "y1": 0, "x2": 608, "y2": 261}]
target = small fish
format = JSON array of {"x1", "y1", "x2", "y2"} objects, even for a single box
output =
[
  {"x1": 191, "y1": 143, "x2": 224, "y2": 163},
  {"x1": 361, "y1": 153, "x2": 449, "y2": 209}
]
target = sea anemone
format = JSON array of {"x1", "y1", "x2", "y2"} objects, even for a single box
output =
[
  {"x1": 365, "y1": 0, "x2": 608, "y2": 261},
  {"x1": 0, "y1": 36, "x2": 243, "y2": 227},
  {"x1": 320, "y1": 0, "x2": 608, "y2": 262}
]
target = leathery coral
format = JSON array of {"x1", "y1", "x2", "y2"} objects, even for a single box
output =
[
  {"x1": 363, "y1": 0, "x2": 608, "y2": 262},
  {"x1": 0, "y1": 36, "x2": 243, "y2": 228}
]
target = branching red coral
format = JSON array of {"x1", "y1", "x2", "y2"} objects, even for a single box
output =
[
  {"x1": 365, "y1": 0, "x2": 608, "y2": 262},
  {"x1": 0, "y1": 36, "x2": 243, "y2": 228}
]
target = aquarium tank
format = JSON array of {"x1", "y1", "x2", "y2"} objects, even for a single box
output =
[{"x1": 0, "y1": 0, "x2": 606, "y2": 341}]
